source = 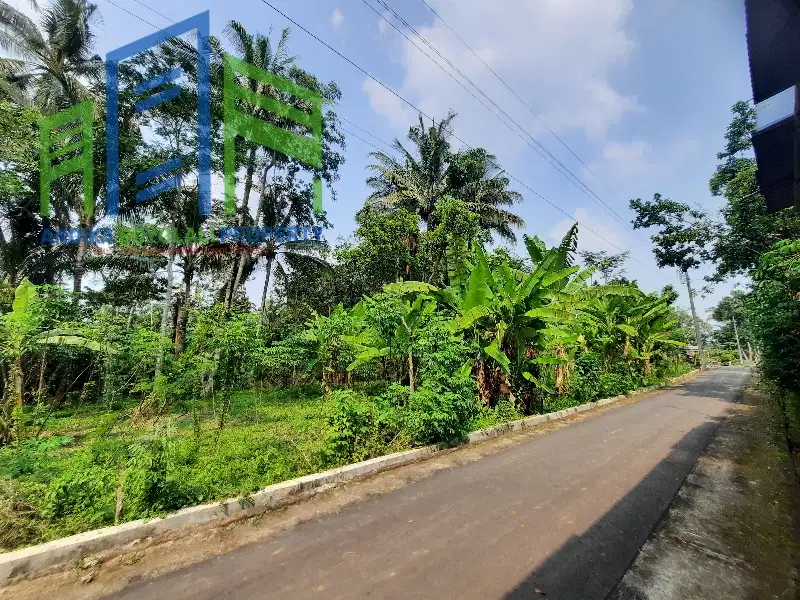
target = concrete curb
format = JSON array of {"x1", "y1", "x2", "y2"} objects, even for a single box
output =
[{"x1": 0, "y1": 368, "x2": 700, "y2": 583}]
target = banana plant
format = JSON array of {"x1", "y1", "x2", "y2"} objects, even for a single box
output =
[
  {"x1": 360, "y1": 287, "x2": 438, "y2": 392},
  {"x1": 627, "y1": 303, "x2": 685, "y2": 375},
  {"x1": 1, "y1": 279, "x2": 40, "y2": 411},
  {"x1": 1, "y1": 279, "x2": 115, "y2": 444}
]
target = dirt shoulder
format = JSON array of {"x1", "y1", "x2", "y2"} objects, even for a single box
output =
[{"x1": 610, "y1": 378, "x2": 800, "y2": 600}]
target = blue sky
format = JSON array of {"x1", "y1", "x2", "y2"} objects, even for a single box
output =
[{"x1": 13, "y1": 0, "x2": 754, "y2": 319}]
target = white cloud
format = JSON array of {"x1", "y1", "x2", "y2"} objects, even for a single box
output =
[
  {"x1": 378, "y1": 14, "x2": 389, "y2": 35},
  {"x1": 550, "y1": 207, "x2": 627, "y2": 254},
  {"x1": 330, "y1": 8, "x2": 345, "y2": 29},
  {"x1": 361, "y1": 78, "x2": 414, "y2": 130},
  {"x1": 363, "y1": 0, "x2": 641, "y2": 149},
  {"x1": 589, "y1": 137, "x2": 701, "y2": 181}
]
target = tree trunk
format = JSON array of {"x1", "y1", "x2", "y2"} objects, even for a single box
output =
[
  {"x1": 476, "y1": 360, "x2": 491, "y2": 406},
  {"x1": 73, "y1": 233, "x2": 88, "y2": 296},
  {"x1": 260, "y1": 254, "x2": 275, "y2": 315},
  {"x1": 174, "y1": 267, "x2": 194, "y2": 356},
  {"x1": 155, "y1": 247, "x2": 175, "y2": 378},
  {"x1": 408, "y1": 347, "x2": 415, "y2": 394},
  {"x1": 644, "y1": 357, "x2": 653, "y2": 377},
  {"x1": 554, "y1": 345, "x2": 568, "y2": 396},
  {"x1": 225, "y1": 147, "x2": 258, "y2": 308},
  {"x1": 732, "y1": 316, "x2": 744, "y2": 363},
  {"x1": 232, "y1": 162, "x2": 271, "y2": 307},
  {"x1": 684, "y1": 268, "x2": 706, "y2": 369},
  {"x1": 12, "y1": 356, "x2": 23, "y2": 408},
  {"x1": 37, "y1": 347, "x2": 47, "y2": 400}
]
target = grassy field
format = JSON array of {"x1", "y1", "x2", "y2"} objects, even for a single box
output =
[{"x1": 0, "y1": 363, "x2": 692, "y2": 553}]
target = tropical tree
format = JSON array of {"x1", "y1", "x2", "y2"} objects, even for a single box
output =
[
  {"x1": 221, "y1": 22, "x2": 344, "y2": 308},
  {"x1": 579, "y1": 249, "x2": 629, "y2": 284},
  {"x1": 366, "y1": 112, "x2": 524, "y2": 242},
  {"x1": 630, "y1": 193, "x2": 713, "y2": 368},
  {"x1": 0, "y1": 0, "x2": 102, "y2": 111},
  {"x1": 626, "y1": 301, "x2": 684, "y2": 376},
  {"x1": 387, "y1": 225, "x2": 631, "y2": 410},
  {"x1": 221, "y1": 22, "x2": 295, "y2": 307}
]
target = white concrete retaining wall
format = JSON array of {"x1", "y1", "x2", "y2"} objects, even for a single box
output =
[{"x1": 0, "y1": 369, "x2": 700, "y2": 583}]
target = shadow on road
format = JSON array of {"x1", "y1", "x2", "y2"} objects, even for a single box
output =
[
  {"x1": 671, "y1": 367, "x2": 750, "y2": 400},
  {"x1": 503, "y1": 412, "x2": 733, "y2": 599}
]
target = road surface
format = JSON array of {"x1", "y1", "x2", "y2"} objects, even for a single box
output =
[{"x1": 107, "y1": 367, "x2": 750, "y2": 600}]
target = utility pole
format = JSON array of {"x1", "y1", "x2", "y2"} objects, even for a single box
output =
[
  {"x1": 732, "y1": 316, "x2": 745, "y2": 363},
  {"x1": 684, "y1": 268, "x2": 706, "y2": 369}
]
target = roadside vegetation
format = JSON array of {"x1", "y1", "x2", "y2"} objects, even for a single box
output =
[{"x1": 5, "y1": 0, "x2": 780, "y2": 553}]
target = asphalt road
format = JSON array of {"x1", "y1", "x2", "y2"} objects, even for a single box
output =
[{"x1": 107, "y1": 367, "x2": 750, "y2": 600}]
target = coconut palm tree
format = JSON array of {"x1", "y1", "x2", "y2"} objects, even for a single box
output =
[
  {"x1": 0, "y1": 0, "x2": 102, "y2": 111},
  {"x1": 0, "y1": 0, "x2": 104, "y2": 296},
  {"x1": 254, "y1": 171, "x2": 329, "y2": 316},
  {"x1": 366, "y1": 112, "x2": 524, "y2": 242},
  {"x1": 221, "y1": 22, "x2": 296, "y2": 308}
]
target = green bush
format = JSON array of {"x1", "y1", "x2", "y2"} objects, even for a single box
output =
[
  {"x1": 0, "y1": 479, "x2": 46, "y2": 552},
  {"x1": 597, "y1": 369, "x2": 642, "y2": 398},
  {"x1": 403, "y1": 375, "x2": 479, "y2": 446},
  {"x1": 43, "y1": 457, "x2": 117, "y2": 533},
  {"x1": 322, "y1": 390, "x2": 404, "y2": 465},
  {"x1": 569, "y1": 351, "x2": 602, "y2": 404}
]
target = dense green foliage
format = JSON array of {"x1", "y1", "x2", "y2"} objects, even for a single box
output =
[{"x1": 0, "y1": 1, "x2": 697, "y2": 551}]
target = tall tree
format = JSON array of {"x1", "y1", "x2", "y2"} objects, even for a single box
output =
[
  {"x1": 711, "y1": 290, "x2": 753, "y2": 359},
  {"x1": 366, "y1": 112, "x2": 524, "y2": 242},
  {"x1": 0, "y1": 0, "x2": 107, "y2": 296},
  {"x1": 708, "y1": 101, "x2": 800, "y2": 282},
  {"x1": 221, "y1": 22, "x2": 344, "y2": 308},
  {"x1": 222, "y1": 23, "x2": 294, "y2": 308},
  {"x1": 0, "y1": 0, "x2": 102, "y2": 111},
  {"x1": 579, "y1": 249, "x2": 629, "y2": 284},
  {"x1": 630, "y1": 193, "x2": 713, "y2": 368}
]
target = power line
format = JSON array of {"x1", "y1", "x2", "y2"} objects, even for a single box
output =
[
  {"x1": 127, "y1": 0, "x2": 173, "y2": 24},
  {"x1": 340, "y1": 126, "x2": 390, "y2": 154},
  {"x1": 257, "y1": 0, "x2": 664, "y2": 275},
  {"x1": 415, "y1": 0, "x2": 647, "y2": 231},
  {"x1": 101, "y1": 1, "x2": 401, "y2": 161},
  {"x1": 104, "y1": 0, "x2": 159, "y2": 28},
  {"x1": 340, "y1": 116, "x2": 398, "y2": 154},
  {"x1": 100, "y1": 0, "x2": 665, "y2": 277},
  {"x1": 366, "y1": 0, "x2": 652, "y2": 248},
  {"x1": 256, "y1": 1, "x2": 661, "y2": 273}
]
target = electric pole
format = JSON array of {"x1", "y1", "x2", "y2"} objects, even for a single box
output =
[
  {"x1": 684, "y1": 268, "x2": 706, "y2": 369},
  {"x1": 732, "y1": 315, "x2": 745, "y2": 363}
]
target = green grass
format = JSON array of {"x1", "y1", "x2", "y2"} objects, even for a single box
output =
[
  {"x1": 0, "y1": 364, "x2": 692, "y2": 553},
  {"x1": 0, "y1": 386, "x2": 332, "y2": 552}
]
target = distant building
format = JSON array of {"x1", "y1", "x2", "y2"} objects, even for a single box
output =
[{"x1": 745, "y1": 0, "x2": 800, "y2": 213}]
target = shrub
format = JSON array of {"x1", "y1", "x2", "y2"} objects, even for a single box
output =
[
  {"x1": 415, "y1": 316, "x2": 472, "y2": 382},
  {"x1": 569, "y1": 351, "x2": 602, "y2": 404},
  {"x1": 322, "y1": 390, "x2": 403, "y2": 465},
  {"x1": 597, "y1": 370, "x2": 641, "y2": 398},
  {"x1": 0, "y1": 479, "x2": 46, "y2": 551},
  {"x1": 43, "y1": 457, "x2": 117, "y2": 533},
  {"x1": 403, "y1": 375, "x2": 479, "y2": 446}
]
